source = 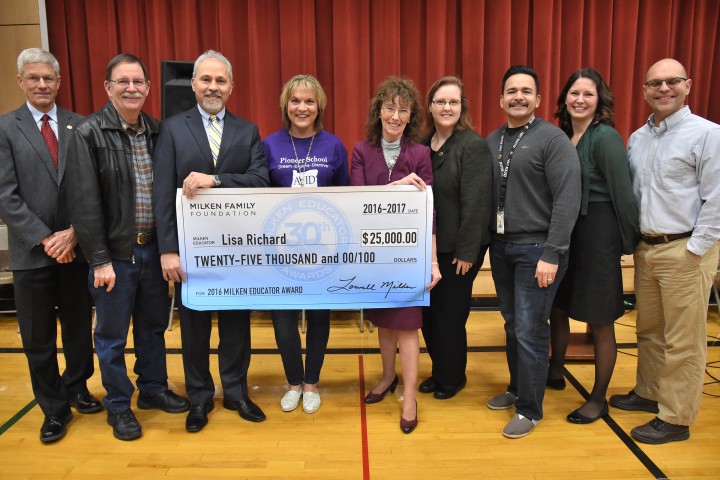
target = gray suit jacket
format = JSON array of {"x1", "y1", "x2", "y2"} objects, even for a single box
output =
[{"x1": 0, "y1": 103, "x2": 83, "y2": 270}]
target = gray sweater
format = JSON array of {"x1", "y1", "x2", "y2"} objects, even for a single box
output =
[{"x1": 486, "y1": 118, "x2": 581, "y2": 264}]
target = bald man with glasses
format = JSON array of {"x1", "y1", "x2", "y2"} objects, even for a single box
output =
[{"x1": 611, "y1": 58, "x2": 720, "y2": 444}]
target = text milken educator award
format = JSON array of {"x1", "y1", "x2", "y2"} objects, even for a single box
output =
[{"x1": 176, "y1": 186, "x2": 433, "y2": 310}]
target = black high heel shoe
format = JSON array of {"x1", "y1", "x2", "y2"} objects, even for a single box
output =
[
  {"x1": 546, "y1": 376, "x2": 566, "y2": 390},
  {"x1": 364, "y1": 375, "x2": 399, "y2": 404},
  {"x1": 400, "y1": 400, "x2": 418, "y2": 434},
  {"x1": 567, "y1": 401, "x2": 609, "y2": 424}
]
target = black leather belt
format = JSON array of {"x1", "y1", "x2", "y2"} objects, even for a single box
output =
[
  {"x1": 135, "y1": 232, "x2": 155, "y2": 245},
  {"x1": 641, "y1": 231, "x2": 692, "y2": 245}
]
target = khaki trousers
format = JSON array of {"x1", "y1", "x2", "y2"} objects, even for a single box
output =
[{"x1": 633, "y1": 238, "x2": 718, "y2": 426}]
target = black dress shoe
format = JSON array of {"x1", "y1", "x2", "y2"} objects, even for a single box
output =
[
  {"x1": 609, "y1": 390, "x2": 659, "y2": 413},
  {"x1": 40, "y1": 410, "x2": 73, "y2": 443},
  {"x1": 107, "y1": 409, "x2": 142, "y2": 441},
  {"x1": 433, "y1": 379, "x2": 467, "y2": 400},
  {"x1": 69, "y1": 390, "x2": 103, "y2": 414},
  {"x1": 186, "y1": 403, "x2": 214, "y2": 432},
  {"x1": 137, "y1": 390, "x2": 190, "y2": 413},
  {"x1": 223, "y1": 398, "x2": 266, "y2": 422},
  {"x1": 567, "y1": 401, "x2": 609, "y2": 424},
  {"x1": 631, "y1": 417, "x2": 690, "y2": 444},
  {"x1": 418, "y1": 377, "x2": 437, "y2": 394}
]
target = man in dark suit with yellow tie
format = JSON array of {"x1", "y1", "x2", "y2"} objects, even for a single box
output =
[
  {"x1": 0, "y1": 48, "x2": 101, "y2": 443},
  {"x1": 153, "y1": 50, "x2": 270, "y2": 432}
]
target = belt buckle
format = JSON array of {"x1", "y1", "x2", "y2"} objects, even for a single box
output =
[
  {"x1": 662, "y1": 234, "x2": 670, "y2": 243},
  {"x1": 136, "y1": 232, "x2": 152, "y2": 245}
]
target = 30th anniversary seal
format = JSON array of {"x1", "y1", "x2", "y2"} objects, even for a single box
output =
[{"x1": 261, "y1": 195, "x2": 352, "y2": 283}]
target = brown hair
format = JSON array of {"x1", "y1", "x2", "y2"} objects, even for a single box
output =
[
  {"x1": 424, "y1": 76, "x2": 473, "y2": 138},
  {"x1": 364, "y1": 76, "x2": 423, "y2": 145},
  {"x1": 554, "y1": 67, "x2": 615, "y2": 136}
]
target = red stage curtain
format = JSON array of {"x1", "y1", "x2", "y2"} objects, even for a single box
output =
[{"x1": 47, "y1": 0, "x2": 720, "y2": 150}]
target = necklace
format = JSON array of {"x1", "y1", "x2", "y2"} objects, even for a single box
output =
[
  {"x1": 381, "y1": 138, "x2": 401, "y2": 181},
  {"x1": 289, "y1": 131, "x2": 316, "y2": 186}
]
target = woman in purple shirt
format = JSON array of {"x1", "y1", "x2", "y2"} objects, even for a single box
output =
[
  {"x1": 350, "y1": 77, "x2": 441, "y2": 433},
  {"x1": 263, "y1": 75, "x2": 349, "y2": 414}
]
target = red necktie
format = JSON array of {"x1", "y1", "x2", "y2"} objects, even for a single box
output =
[{"x1": 41, "y1": 114, "x2": 59, "y2": 169}]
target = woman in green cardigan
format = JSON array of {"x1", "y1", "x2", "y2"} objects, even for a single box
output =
[{"x1": 548, "y1": 68, "x2": 640, "y2": 423}]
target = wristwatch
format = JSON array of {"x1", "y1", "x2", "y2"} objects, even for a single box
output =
[{"x1": 212, "y1": 175, "x2": 222, "y2": 187}]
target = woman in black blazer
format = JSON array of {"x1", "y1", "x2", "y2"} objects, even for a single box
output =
[{"x1": 419, "y1": 76, "x2": 494, "y2": 399}]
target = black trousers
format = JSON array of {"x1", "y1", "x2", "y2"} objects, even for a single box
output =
[
  {"x1": 178, "y1": 283, "x2": 251, "y2": 405},
  {"x1": 272, "y1": 309, "x2": 330, "y2": 385},
  {"x1": 14, "y1": 261, "x2": 93, "y2": 416},
  {"x1": 421, "y1": 249, "x2": 485, "y2": 386}
]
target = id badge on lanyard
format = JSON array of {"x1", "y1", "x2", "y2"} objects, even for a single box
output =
[
  {"x1": 292, "y1": 169, "x2": 319, "y2": 188},
  {"x1": 496, "y1": 209, "x2": 505, "y2": 234},
  {"x1": 496, "y1": 117, "x2": 533, "y2": 234}
]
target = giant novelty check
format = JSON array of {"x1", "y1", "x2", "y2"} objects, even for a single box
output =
[{"x1": 176, "y1": 186, "x2": 433, "y2": 310}]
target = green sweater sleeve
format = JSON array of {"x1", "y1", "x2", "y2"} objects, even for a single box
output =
[{"x1": 590, "y1": 125, "x2": 640, "y2": 254}]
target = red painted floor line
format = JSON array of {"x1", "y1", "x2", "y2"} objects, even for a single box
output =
[{"x1": 359, "y1": 354, "x2": 370, "y2": 480}]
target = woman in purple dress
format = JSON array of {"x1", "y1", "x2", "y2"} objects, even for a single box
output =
[{"x1": 350, "y1": 77, "x2": 441, "y2": 433}]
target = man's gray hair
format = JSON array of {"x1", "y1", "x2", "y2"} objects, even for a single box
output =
[
  {"x1": 17, "y1": 48, "x2": 60, "y2": 77},
  {"x1": 193, "y1": 50, "x2": 233, "y2": 83}
]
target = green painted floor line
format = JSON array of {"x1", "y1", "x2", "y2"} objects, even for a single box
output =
[{"x1": 0, "y1": 399, "x2": 36, "y2": 436}]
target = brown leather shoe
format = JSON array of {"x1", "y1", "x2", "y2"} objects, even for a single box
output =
[
  {"x1": 631, "y1": 417, "x2": 689, "y2": 444},
  {"x1": 609, "y1": 390, "x2": 659, "y2": 413}
]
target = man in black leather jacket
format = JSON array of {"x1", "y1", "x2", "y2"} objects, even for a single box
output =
[{"x1": 66, "y1": 54, "x2": 189, "y2": 441}]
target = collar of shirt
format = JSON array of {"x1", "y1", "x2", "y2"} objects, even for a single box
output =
[
  {"x1": 197, "y1": 104, "x2": 226, "y2": 126},
  {"x1": 647, "y1": 105, "x2": 691, "y2": 133},
  {"x1": 121, "y1": 114, "x2": 147, "y2": 136},
  {"x1": 26, "y1": 101, "x2": 59, "y2": 136}
]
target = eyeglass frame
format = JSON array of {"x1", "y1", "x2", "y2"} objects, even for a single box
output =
[
  {"x1": 431, "y1": 99, "x2": 462, "y2": 108},
  {"x1": 22, "y1": 75, "x2": 59, "y2": 86},
  {"x1": 108, "y1": 78, "x2": 148, "y2": 88},
  {"x1": 644, "y1": 77, "x2": 687, "y2": 90},
  {"x1": 381, "y1": 104, "x2": 411, "y2": 117}
]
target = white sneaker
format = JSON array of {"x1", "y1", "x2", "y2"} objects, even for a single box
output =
[
  {"x1": 302, "y1": 390, "x2": 321, "y2": 414},
  {"x1": 280, "y1": 389, "x2": 302, "y2": 412}
]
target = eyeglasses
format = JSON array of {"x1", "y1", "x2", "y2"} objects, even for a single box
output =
[
  {"x1": 23, "y1": 75, "x2": 58, "y2": 86},
  {"x1": 432, "y1": 99, "x2": 461, "y2": 108},
  {"x1": 644, "y1": 77, "x2": 687, "y2": 89},
  {"x1": 109, "y1": 79, "x2": 148, "y2": 88},
  {"x1": 382, "y1": 105, "x2": 411, "y2": 117}
]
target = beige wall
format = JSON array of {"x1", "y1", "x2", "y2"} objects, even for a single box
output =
[{"x1": 0, "y1": 0, "x2": 42, "y2": 115}]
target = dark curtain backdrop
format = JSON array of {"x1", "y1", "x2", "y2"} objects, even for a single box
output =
[{"x1": 47, "y1": 0, "x2": 720, "y2": 151}]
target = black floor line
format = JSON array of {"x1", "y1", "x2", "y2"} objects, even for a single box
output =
[
  {"x1": 5, "y1": 340, "x2": 720, "y2": 356},
  {"x1": 0, "y1": 399, "x2": 36, "y2": 437},
  {"x1": 0, "y1": 345, "x2": 707, "y2": 477},
  {"x1": 563, "y1": 368, "x2": 668, "y2": 480}
]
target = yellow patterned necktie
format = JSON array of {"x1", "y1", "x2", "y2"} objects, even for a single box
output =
[{"x1": 208, "y1": 115, "x2": 222, "y2": 165}]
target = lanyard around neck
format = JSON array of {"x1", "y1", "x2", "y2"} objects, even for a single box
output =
[{"x1": 497, "y1": 117, "x2": 534, "y2": 211}]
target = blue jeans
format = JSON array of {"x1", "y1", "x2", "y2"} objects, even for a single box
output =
[
  {"x1": 490, "y1": 237, "x2": 568, "y2": 421},
  {"x1": 90, "y1": 241, "x2": 169, "y2": 413}
]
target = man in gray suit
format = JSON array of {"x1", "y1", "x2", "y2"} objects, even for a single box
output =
[{"x1": 0, "y1": 48, "x2": 101, "y2": 444}]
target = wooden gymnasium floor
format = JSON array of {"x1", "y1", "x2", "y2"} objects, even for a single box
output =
[{"x1": 0, "y1": 305, "x2": 719, "y2": 479}]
